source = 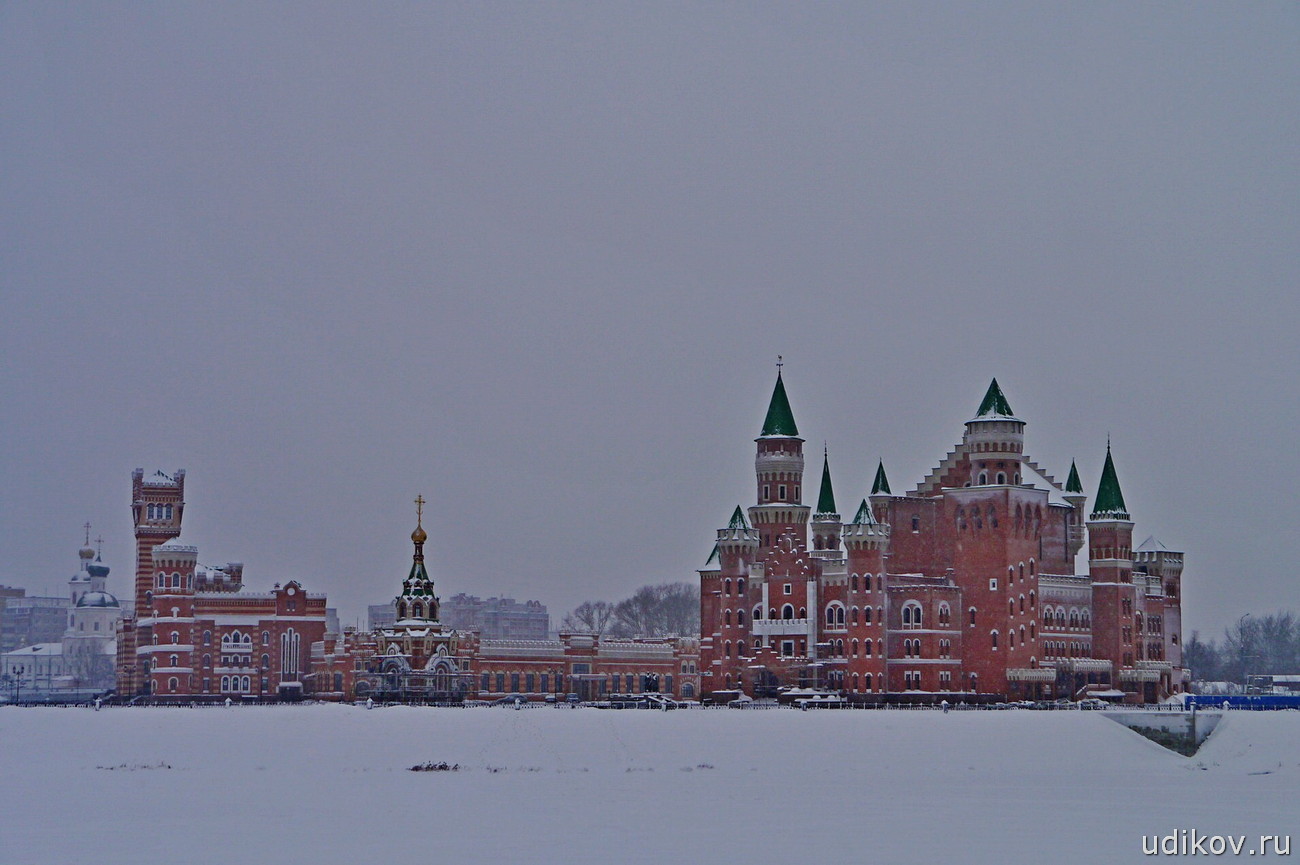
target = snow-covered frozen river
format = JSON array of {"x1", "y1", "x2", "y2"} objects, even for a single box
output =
[{"x1": 1, "y1": 704, "x2": 1295, "y2": 864}]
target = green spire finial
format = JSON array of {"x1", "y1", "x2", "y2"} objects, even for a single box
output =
[
  {"x1": 760, "y1": 366, "x2": 799, "y2": 437},
  {"x1": 816, "y1": 446, "x2": 837, "y2": 515},
  {"x1": 850, "y1": 498, "x2": 876, "y2": 525},
  {"x1": 975, "y1": 378, "x2": 1015, "y2": 418},
  {"x1": 870, "y1": 460, "x2": 891, "y2": 495},
  {"x1": 727, "y1": 505, "x2": 749, "y2": 530},
  {"x1": 1065, "y1": 460, "x2": 1083, "y2": 494},
  {"x1": 1090, "y1": 443, "x2": 1129, "y2": 519}
]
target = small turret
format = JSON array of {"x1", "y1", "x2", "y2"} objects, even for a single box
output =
[
  {"x1": 1090, "y1": 444, "x2": 1130, "y2": 521},
  {"x1": 842, "y1": 499, "x2": 889, "y2": 556},
  {"x1": 1063, "y1": 460, "x2": 1087, "y2": 558},
  {"x1": 716, "y1": 505, "x2": 759, "y2": 564},
  {"x1": 810, "y1": 447, "x2": 842, "y2": 557},
  {"x1": 868, "y1": 459, "x2": 892, "y2": 523}
]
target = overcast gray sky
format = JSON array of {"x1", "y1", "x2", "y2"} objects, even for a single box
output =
[{"x1": 3, "y1": 4, "x2": 1297, "y2": 637}]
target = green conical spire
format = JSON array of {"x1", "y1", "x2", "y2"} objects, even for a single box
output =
[
  {"x1": 705, "y1": 543, "x2": 719, "y2": 566},
  {"x1": 870, "y1": 460, "x2": 891, "y2": 495},
  {"x1": 850, "y1": 498, "x2": 876, "y2": 525},
  {"x1": 975, "y1": 378, "x2": 1015, "y2": 418},
  {"x1": 1090, "y1": 444, "x2": 1129, "y2": 519},
  {"x1": 727, "y1": 505, "x2": 749, "y2": 530},
  {"x1": 816, "y1": 447, "x2": 837, "y2": 515},
  {"x1": 760, "y1": 371, "x2": 799, "y2": 437},
  {"x1": 1065, "y1": 460, "x2": 1083, "y2": 494}
]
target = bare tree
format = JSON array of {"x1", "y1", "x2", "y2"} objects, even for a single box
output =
[
  {"x1": 560, "y1": 601, "x2": 616, "y2": 636},
  {"x1": 562, "y1": 583, "x2": 700, "y2": 639}
]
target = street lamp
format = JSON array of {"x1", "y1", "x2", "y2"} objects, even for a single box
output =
[{"x1": 13, "y1": 665, "x2": 26, "y2": 703}]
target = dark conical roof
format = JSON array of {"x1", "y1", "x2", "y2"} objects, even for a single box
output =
[
  {"x1": 1065, "y1": 460, "x2": 1084, "y2": 494},
  {"x1": 760, "y1": 372, "x2": 799, "y2": 437},
  {"x1": 850, "y1": 499, "x2": 876, "y2": 526},
  {"x1": 727, "y1": 505, "x2": 749, "y2": 530},
  {"x1": 816, "y1": 449, "x2": 837, "y2": 515},
  {"x1": 870, "y1": 460, "x2": 891, "y2": 495},
  {"x1": 1090, "y1": 445, "x2": 1130, "y2": 519},
  {"x1": 705, "y1": 544, "x2": 719, "y2": 566},
  {"x1": 975, "y1": 378, "x2": 1015, "y2": 418}
]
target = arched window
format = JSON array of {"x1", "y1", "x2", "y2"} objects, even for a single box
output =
[
  {"x1": 864, "y1": 639, "x2": 873, "y2": 656},
  {"x1": 851, "y1": 607, "x2": 859, "y2": 625},
  {"x1": 769, "y1": 608, "x2": 777, "y2": 620},
  {"x1": 826, "y1": 606, "x2": 836, "y2": 627},
  {"x1": 753, "y1": 605, "x2": 763, "y2": 621},
  {"x1": 969, "y1": 607, "x2": 977, "y2": 626},
  {"x1": 1029, "y1": 559, "x2": 1036, "y2": 576},
  {"x1": 996, "y1": 472, "x2": 1006, "y2": 484},
  {"x1": 203, "y1": 630, "x2": 212, "y2": 646},
  {"x1": 202, "y1": 654, "x2": 211, "y2": 668},
  {"x1": 1029, "y1": 590, "x2": 1036, "y2": 608},
  {"x1": 1009, "y1": 599, "x2": 1016, "y2": 617},
  {"x1": 851, "y1": 639, "x2": 859, "y2": 656},
  {"x1": 978, "y1": 472, "x2": 988, "y2": 485},
  {"x1": 724, "y1": 641, "x2": 731, "y2": 658},
  {"x1": 851, "y1": 575, "x2": 859, "y2": 592},
  {"x1": 724, "y1": 579, "x2": 732, "y2": 595},
  {"x1": 724, "y1": 609, "x2": 732, "y2": 626},
  {"x1": 1020, "y1": 595, "x2": 1026, "y2": 613},
  {"x1": 221, "y1": 676, "x2": 230, "y2": 691},
  {"x1": 737, "y1": 609, "x2": 745, "y2": 626},
  {"x1": 864, "y1": 607, "x2": 872, "y2": 624},
  {"x1": 171, "y1": 631, "x2": 180, "y2": 644},
  {"x1": 799, "y1": 607, "x2": 806, "y2": 619},
  {"x1": 911, "y1": 515, "x2": 920, "y2": 532},
  {"x1": 1010, "y1": 630, "x2": 1016, "y2": 648},
  {"x1": 836, "y1": 607, "x2": 845, "y2": 627},
  {"x1": 261, "y1": 654, "x2": 270, "y2": 670},
  {"x1": 903, "y1": 602, "x2": 922, "y2": 629},
  {"x1": 169, "y1": 654, "x2": 178, "y2": 667},
  {"x1": 782, "y1": 604, "x2": 794, "y2": 620},
  {"x1": 737, "y1": 578, "x2": 745, "y2": 594},
  {"x1": 991, "y1": 630, "x2": 999, "y2": 649}
]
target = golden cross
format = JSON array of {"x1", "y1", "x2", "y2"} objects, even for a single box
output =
[
  {"x1": 95, "y1": 535, "x2": 104, "y2": 556},
  {"x1": 776, "y1": 355, "x2": 783, "y2": 372},
  {"x1": 83, "y1": 522, "x2": 91, "y2": 545},
  {"x1": 414, "y1": 495, "x2": 426, "y2": 527}
]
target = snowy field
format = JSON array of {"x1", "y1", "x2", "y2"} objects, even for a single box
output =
[{"x1": 1, "y1": 705, "x2": 1296, "y2": 865}]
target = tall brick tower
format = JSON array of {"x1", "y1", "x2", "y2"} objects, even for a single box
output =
[
  {"x1": 1087, "y1": 445, "x2": 1137, "y2": 686},
  {"x1": 131, "y1": 469, "x2": 185, "y2": 613},
  {"x1": 750, "y1": 365, "x2": 809, "y2": 562},
  {"x1": 842, "y1": 499, "x2": 890, "y2": 692}
]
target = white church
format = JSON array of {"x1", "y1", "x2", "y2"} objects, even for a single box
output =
[{"x1": 1, "y1": 533, "x2": 122, "y2": 698}]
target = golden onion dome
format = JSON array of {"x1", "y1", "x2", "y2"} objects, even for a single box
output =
[{"x1": 411, "y1": 526, "x2": 428, "y2": 544}]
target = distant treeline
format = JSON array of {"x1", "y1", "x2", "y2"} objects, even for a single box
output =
[
  {"x1": 1184, "y1": 611, "x2": 1299, "y2": 682},
  {"x1": 560, "y1": 582, "x2": 699, "y2": 639}
]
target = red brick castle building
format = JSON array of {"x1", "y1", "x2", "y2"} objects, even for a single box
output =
[
  {"x1": 699, "y1": 372, "x2": 1187, "y2": 704},
  {"x1": 116, "y1": 469, "x2": 329, "y2": 699}
]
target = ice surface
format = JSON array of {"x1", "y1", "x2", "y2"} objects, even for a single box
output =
[{"x1": 0, "y1": 705, "x2": 1295, "y2": 864}]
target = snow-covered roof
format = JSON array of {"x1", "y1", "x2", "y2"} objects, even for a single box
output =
[
  {"x1": 4, "y1": 643, "x2": 63, "y2": 656},
  {"x1": 76, "y1": 591, "x2": 120, "y2": 608},
  {"x1": 1019, "y1": 460, "x2": 1070, "y2": 507},
  {"x1": 1136, "y1": 535, "x2": 1171, "y2": 553}
]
